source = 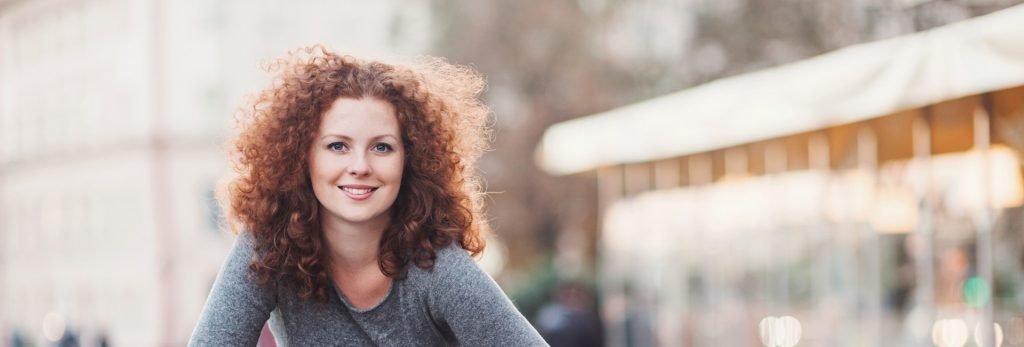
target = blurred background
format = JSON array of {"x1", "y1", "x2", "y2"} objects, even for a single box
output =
[{"x1": 2, "y1": 0, "x2": 1024, "y2": 346}]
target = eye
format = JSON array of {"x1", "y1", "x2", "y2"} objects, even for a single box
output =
[
  {"x1": 327, "y1": 142, "x2": 348, "y2": 152},
  {"x1": 372, "y1": 143, "x2": 394, "y2": 152}
]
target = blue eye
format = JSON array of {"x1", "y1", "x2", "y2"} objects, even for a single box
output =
[
  {"x1": 327, "y1": 142, "x2": 347, "y2": 151},
  {"x1": 373, "y1": 143, "x2": 394, "y2": 152}
]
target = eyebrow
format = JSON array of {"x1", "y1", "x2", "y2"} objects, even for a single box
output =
[{"x1": 319, "y1": 134, "x2": 400, "y2": 142}]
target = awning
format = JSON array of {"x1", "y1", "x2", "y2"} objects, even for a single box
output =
[{"x1": 536, "y1": 4, "x2": 1024, "y2": 176}]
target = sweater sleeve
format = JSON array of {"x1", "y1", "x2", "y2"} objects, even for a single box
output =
[
  {"x1": 426, "y1": 245, "x2": 549, "y2": 346},
  {"x1": 188, "y1": 232, "x2": 277, "y2": 347}
]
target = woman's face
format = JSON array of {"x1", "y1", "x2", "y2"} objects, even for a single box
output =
[{"x1": 308, "y1": 97, "x2": 404, "y2": 231}]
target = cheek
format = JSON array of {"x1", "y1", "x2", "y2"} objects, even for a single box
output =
[
  {"x1": 308, "y1": 159, "x2": 325, "y2": 181},
  {"x1": 307, "y1": 152, "x2": 322, "y2": 176},
  {"x1": 309, "y1": 154, "x2": 342, "y2": 182},
  {"x1": 386, "y1": 159, "x2": 405, "y2": 183}
]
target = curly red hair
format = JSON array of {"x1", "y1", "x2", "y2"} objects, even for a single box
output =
[{"x1": 223, "y1": 45, "x2": 491, "y2": 302}]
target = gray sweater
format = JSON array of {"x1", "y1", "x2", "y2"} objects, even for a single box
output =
[{"x1": 189, "y1": 232, "x2": 548, "y2": 346}]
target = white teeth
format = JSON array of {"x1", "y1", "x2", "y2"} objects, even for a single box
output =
[{"x1": 342, "y1": 187, "x2": 373, "y2": 195}]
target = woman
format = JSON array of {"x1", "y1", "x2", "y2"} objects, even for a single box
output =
[{"x1": 189, "y1": 46, "x2": 548, "y2": 346}]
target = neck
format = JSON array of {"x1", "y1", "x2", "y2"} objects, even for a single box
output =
[{"x1": 320, "y1": 210, "x2": 389, "y2": 270}]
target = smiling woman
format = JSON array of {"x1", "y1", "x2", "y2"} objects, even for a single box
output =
[{"x1": 188, "y1": 46, "x2": 547, "y2": 346}]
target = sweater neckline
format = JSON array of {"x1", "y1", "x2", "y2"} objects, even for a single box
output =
[{"x1": 331, "y1": 279, "x2": 395, "y2": 313}]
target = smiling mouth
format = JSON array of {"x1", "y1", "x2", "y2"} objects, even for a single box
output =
[{"x1": 340, "y1": 186, "x2": 377, "y2": 195}]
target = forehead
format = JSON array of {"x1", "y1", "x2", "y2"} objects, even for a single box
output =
[{"x1": 318, "y1": 97, "x2": 400, "y2": 135}]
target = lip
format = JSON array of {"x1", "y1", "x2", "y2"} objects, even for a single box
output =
[{"x1": 338, "y1": 185, "x2": 378, "y2": 201}]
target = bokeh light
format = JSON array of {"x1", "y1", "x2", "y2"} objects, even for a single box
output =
[
  {"x1": 973, "y1": 322, "x2": 1003, "y2": 347},
  {"x1": 42, "y1": 311, "x2": 65, "y2": 342},
  {"x1": 1007, "y1": 317, "x2": 1024, "y2": 345},
  {"x1": 932, "y1": 319, "x2": 968, "y2": 347},
  {"x1": 759, "y1": 316, "x2": 801, "y2": 347},
  {"x1": 963, "y1": 277, "x2": 991, "y2": 308}
]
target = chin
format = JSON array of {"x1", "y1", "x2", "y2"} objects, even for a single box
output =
[{"x1": 337, "y1": 209, "x2": 388, "y2": 224}]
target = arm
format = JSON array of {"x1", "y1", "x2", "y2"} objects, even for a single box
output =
[
  {"x1": 188, "y1": 232, "x2": 277, "y2": 347},
  {"x1": 427, "y1": 245, "x2": 549, "y2": 346}
]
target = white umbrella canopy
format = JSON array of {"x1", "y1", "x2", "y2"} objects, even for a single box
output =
[{"x1": 536, "y1": 4, "x2": 1024, "y2": 176}]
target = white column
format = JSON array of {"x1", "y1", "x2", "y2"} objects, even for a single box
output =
[
  {"x1": 973, "y1": 104, "x2": 995, "y2": 347},
  {"x1": 912, "y1": 110, "x2": 936, "y2": 345},
  {"x1": 857, "y1": 127, "x2": 881, "y2": 346}
]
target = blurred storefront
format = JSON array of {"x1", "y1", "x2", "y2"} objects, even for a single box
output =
[{"x1": 537, "y1": 4, "x2": 1024, "y2": 347}]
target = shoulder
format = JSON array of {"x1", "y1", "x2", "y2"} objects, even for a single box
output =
[
  {"x1": 224, "y1": 231, "x2": 257, "y2": 277},
  {"x1": 402, "y1": 242, "x2": 504, "y2": 317},
  {"x1": 433, "y1": 241, "x2": 476, "y2": 269},
  {"x1": 222, "y1": 231, "x2": 280, "y2": 293},
  {"x1": 405, "y1": 242, "x2": 482, "y2": 286},
  {"x1": 190, "y1": 231, "x2": 279, "y2": 346}
]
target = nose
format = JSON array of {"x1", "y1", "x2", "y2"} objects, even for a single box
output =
[{"x1": 347, "y1": 153, "x2": 372, "y2": 176}]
